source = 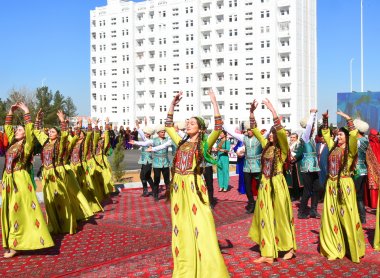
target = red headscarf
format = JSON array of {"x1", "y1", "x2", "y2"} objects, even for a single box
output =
[{"x1": 369, "y1": 129, "x2": 380, "y2": 162}]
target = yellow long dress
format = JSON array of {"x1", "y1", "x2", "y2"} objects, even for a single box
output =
[
  {"x1": 319, "y1": 122, "x2": 366, "y2": 263},
  {"x1": 34, "y1": 123, "x2": 77, "y2": 234},
  {"x1": 70, "y1": 127, "x2": 103, "y2": 213},
  {"x1": 374, "y1": 193, "x2": 380, "y2": 250},
  {"x1": 248, "y1": 122, "x2": 297, "y2": 258},
  {"x1": 165, "y1": 116, "x2": 229, "y2": 278},
  {"x1": 1, "y1": 113, "x2": 54, "y2": 250},
  {"x1": 63, "y1": 134, "x2": 94, "y2": 221},
  {"x1": 93, "y1": 126, "x2": 114, "y2": 197}
]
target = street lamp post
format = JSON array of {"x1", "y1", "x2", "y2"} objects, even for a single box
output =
[{"x1": 350, "y1": 58, "x2": 354, "y2": 92}]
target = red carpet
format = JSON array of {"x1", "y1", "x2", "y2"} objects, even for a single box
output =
[{"x1": 1, "y1": 176, "x2": 379, "y2": 277}]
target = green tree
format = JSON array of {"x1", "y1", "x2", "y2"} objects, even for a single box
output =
[
  {"x1": 0, "y1": 98, "x2": 7, "y2": 125},
  {"x1": 111, "y1": 140, "x2": 125, "y2": 182},
  {"x1": 64, "y1": 96, "x2": 77, "y2": 118}
]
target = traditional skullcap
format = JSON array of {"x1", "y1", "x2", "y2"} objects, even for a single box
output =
[
  {"x1": 299, "y1": 117, "x2": 308, "y2": 129},
  {"x1": 353, "y1": 118, "x2": 369, "y2": 134},
  {"x1": 143, "y1": 126, "x2": 155, "y2": 135},
  {"x1": 155, "y1": 124, "x2": 165, "y2": 133}
]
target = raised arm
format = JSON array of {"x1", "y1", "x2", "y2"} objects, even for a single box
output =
[
  {"x1": 165, "y1": 92, "x2": 183, "y2": 146},
  {"x1": 33, "y1": 108, "x2": 49, "y2": 145},
  {"x1": 17, "y1": 102, "x2": 35, "y2": 159},
  {"x1": 337, "y1": 110, "x2": 358, "y2": 158},
  {"x1": 206, "y1": 89, "x2": 223, "y2": 146},
  {"x1": 150, "y1": 139, "x2": 173, "y2": 152},
  {"x1": 4, "y1": 104, "x2": 19, "y2": 142},
  {"x1": 302, "y1": 109, "x2": 317, "y2": 143},
  {"x1": 57, "y1": 110, "x2": 69, "y2": 164},
  {"x1": 223, "y1": 124, "x2": 244, "y2": 142},
  {"x1": 321, "y1": 110, "x2": 335, "y2": 150},
  {"x1": 83, "y1": 118, "x2": 93, "y2": 157},
  {"x1": 103, "y1": 117, "x2": 111, "y2": 152},
  {"x1": 93, "y1": 119, "x2": 101, "y2": 151}
]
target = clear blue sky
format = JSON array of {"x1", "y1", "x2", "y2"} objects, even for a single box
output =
[{"x1": 1, "y1": 0, "x2": 379, "y2": 123}]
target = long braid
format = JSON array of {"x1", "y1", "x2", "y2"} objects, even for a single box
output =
[
  {"x1": 51, "y1": 138, "x2": 62, "y2": 180},
  {"x1": 92, "y1": 136, "x2": 104, "y2": 170},
  {"x1": 166, "y1": 135, "x2": 190, "y2": 201},
  {"x1": 193, "y1": 131, "x2": 206, "y2": 204},
  {"x1": 79, "y1": 138, "x2": 85, "y2": 173}
]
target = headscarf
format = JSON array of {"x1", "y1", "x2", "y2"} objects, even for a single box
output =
[{"x1": 193, "y1": 116, "x2": 219, "y2": 167}]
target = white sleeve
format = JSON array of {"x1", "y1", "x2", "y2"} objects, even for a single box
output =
[
  {"x1": 302, "y1": 112, "x2": 316, "y2": 143},
  {"x1": 138, "y1": 128, "x2": 147, "y2": 141},
  {"x1": 151, "y1": 139, "x2": 173, "y2": 152},
  {"x1": 133, "y1": 139, "x2": 153, "y2": 147},
  {"x1": 223, "y1": 124, "x2": 244, "y2": 142}
]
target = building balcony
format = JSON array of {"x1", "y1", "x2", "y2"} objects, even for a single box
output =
[
  {"x1": 278, "y1": 60, "x2": 291, "y2": 69},
  {"x1": 278, "y1": 45, "x2": 291, "y2": 53},
  {"x1": 278, "y1": 76, "x2": 291, "y2": 84},
  {"x1": 277, "y1": 92, "x2": 292, "y2": 100},
  {"x1": 277, "y1": 0, "x2": 291, "y2": 7}
]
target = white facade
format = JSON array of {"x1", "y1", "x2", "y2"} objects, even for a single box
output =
[{"x1": 90, "y1": 0, "x2": 317, "y2": 131}]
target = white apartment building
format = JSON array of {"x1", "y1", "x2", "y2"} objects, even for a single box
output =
[{"x1": 90, "y1": 0, "x2": 317, "y2": 131}]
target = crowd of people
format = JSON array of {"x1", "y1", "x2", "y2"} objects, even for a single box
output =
[{"x1": 1, "y1": 93, "x2": 380, "y2": 277}]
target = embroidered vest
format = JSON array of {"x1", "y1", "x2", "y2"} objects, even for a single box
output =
[
  {"x1": 138, "y1": 145, "x2": 153, "y2": 165},
  {"x1": 243, "y1": 136, "x2": 262, "y2": 173},
  {"x1": 5, "y1": 141, "x2": 24, "y2": 174},
  {"x1": 174, "y1": 142, "x2": 196, "y2": 174},
  {"x1": 355, "y1": 137, "x2": 369, "y2": 176},
  {"x1": 152, "y1": 137, "x2": 171, "y2": 168},
  {"x1": 300, "y1": 138, "x2": 320, "y2": 172}
]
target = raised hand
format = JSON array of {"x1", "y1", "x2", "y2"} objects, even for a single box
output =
[
  {"x1": 36, "y1": 108, "x2": 43, "y2": 120},
  {"x1": 9, "y1": 103, "x2": 19, "y2": 115},
  {"x1": 144, "y1": 116, "x2": 147, "y2": 126},
  {"x1": 17, "y1": 102, "x2": 29, "y2": 113},
  {"x1": 105, "y1": 117, "x2": 109, "y2": 124},
  {"x1": 262, "y1": 98, "x2": 274, "y2": 111},
  {"x1": 208, "y1": 89, "x2": 216, "y2": 103},
  {"x1": 337, "y1": 110, "x2": 350, "y2": 120},
  {"x1": 128, "y1": 140, "x2": 135, "y2": 145},
  {"x1": 250, "y1": 99, "x2": 258, "y2": 113},
  {"x1": 172, "y1": 91, "x2": 183, "y2": 106},
  {"x1": 322, "y1": 110, "x2": 329, "y2": 118},
  {"x1": 310, "y1": 108, "x2": 318, "y2": 113},
  {"x1": 135, "y1": 119, "x2": 140, "y2": 129},
  {"x1": 87, "y1": 117, "x2": 92, "y2": 124},
  {"x1": 57, "y1": 110, "x2": 65, "y2": 122}
]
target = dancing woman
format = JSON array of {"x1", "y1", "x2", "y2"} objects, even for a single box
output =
[
  {"x1": 62, "y1": 118, "x2": 94, "y2": 221},
  {"x1": 93, "y1": 117, "x2": 115, "y2": 198},
  {"x1": 248, "y1": 99, "x2": 297, "y2": 264},
  {"x1": 34, "y1": 109, "x2": 77, "y2": 234},
  {"x1": 70, "y1": 120, "x2": 103, "y2": 213},
  {"x1": 1, "y1": 103, "x2": 54, "y2": 258},
  {"x1": 165, "y1": 90, "x2": 229, "y2": 277},
  {"x1": 319, "y1": 111, "x2": 365, "y2": 263}
]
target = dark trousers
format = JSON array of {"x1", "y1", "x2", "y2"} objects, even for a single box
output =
[
  {"x1": 354, "y1": 175, "x2": 367, "y2": 222},
  {"x1": 140, "y1": 163, "x2": 154, "y2": 192},
  {"x1": 153, "y1": 167, "x2": 170, "y2": 197},
  {"x1": 204, "y1": 166, "x2": 214, "y2": 204},
  {"x1": 299, "y1": 171, "x2": 320, "y2": 214},
  {"x1": 291, "y1": 164, "x2": 301, "y2": 200},
  {"x1": 243, "y1": 172, "x2": 261, "y2": 205}
]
